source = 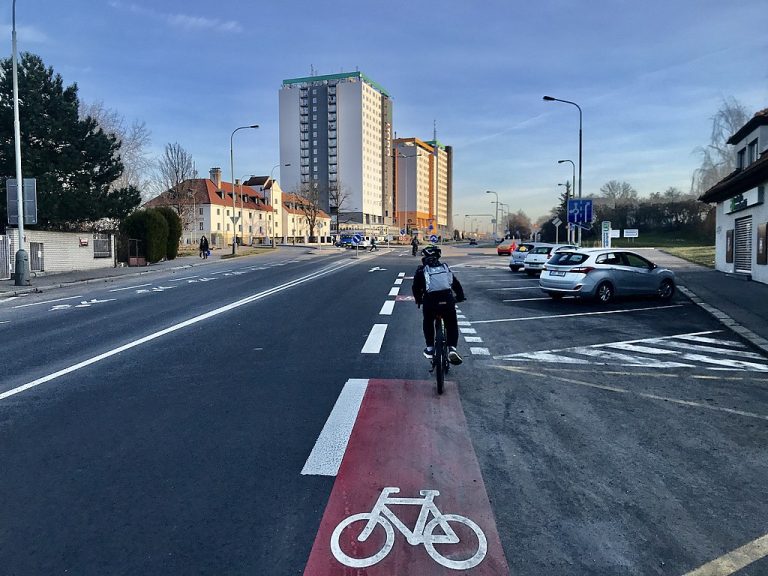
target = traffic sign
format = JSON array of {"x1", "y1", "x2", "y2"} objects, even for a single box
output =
[
  {"x1": 429, "y1": 234, "x2": 438, "y2": 243},
  {"x1": 623, "y1": 229, "x2": 639, "y2": 238},
  {"x1": 352, "y1": 233, "x2": 363, "y2": 245},
  {"x1": 400, "y1": 228, "x2": 406, "y2": 235},
  {"x1": 567, "y1": 199, "x2": 593, "y2": 224},
  {"x1": 428, "y1": 224, "x2": 434, "y2": 231},
  {"x1": 552, "y1": 217, "x2": 562, "y2": 227}
]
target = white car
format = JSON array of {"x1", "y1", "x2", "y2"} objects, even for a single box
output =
[{"x1": 523, "y1": 244, "x2": 578, "y2": 276}]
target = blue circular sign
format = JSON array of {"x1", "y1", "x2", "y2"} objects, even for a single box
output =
[
  {"x1": 352, "y1": 233, "x2": 363, "y2": 244},
  {"x1": 430, "y1": 234, "x2": 438, "y2": 243},
  {"x1": 400, "y1": 228, "x2": 406, "y2": 235}
]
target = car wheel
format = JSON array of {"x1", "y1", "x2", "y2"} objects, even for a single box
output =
[
  {"x1": 658, "y1": 279, "x2": 675, "y2": 300},
  {"x1": 549, "y1": 293, "x2": 564, "y2": 300},
  {"x1": 595, "y1": 282, "x2": 614, "y2": 304},
  {"x1": 510, "y1": 265, "x2": 520, "y2": 272}
]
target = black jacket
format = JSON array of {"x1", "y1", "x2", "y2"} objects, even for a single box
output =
[{"x1": 412, "y1": 262, "x2": 465, "y2": 306}]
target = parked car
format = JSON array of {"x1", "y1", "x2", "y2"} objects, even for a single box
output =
[
  {"x1": 539, "y1": 248, "x2": 676, "y2": 303},
  {"x1": 523, "y1": 244, "x2": 578, "y2": 276},
  {"x1": 508, "y1": 242, "x2": 535, "y2": 271},
  {"x1": 496, "y1": 239, "x2": 516, "y2": 256}
]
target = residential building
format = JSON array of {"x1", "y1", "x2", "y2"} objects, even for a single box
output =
[
  {"x1": 279, "y1": 71, "x2": 394, "y2": 230},
  {"x1": 700, "y1": 107, "x2": 768, "y2": 284},
  {"x1": 394, "y1": 138, "x2": 453, "y2": 239}
]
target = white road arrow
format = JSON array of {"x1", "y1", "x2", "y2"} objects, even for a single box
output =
[{"x1": 368, "y1": 267, "x2": 387, "y2": 272}]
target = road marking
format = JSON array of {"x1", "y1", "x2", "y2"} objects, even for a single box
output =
[
  {"x1": 523, "y1": 367, "x2": 768, "y2": 383},
  {"x1": 675, "y1": 334, "x2": 746, "y2": 347},
  {"x1": 0, "y1": 320, "x2": 10, "y2": 324},
  {"x1": 457, "y1": 314, "x2": 466, "y2": 319},
  {"x1": 167, "y1": 275, "x2": 199, "y2": 282},
  {"x1": 486, "y1": 286, "x2": 539, "y2": 291},
  {"x1": 465, "y1": 336, "x2": 483, "y2": 343},
  {"x1": 301, "y1": 379, "x2": 368, "y2": 476},
  {"x1": 502, "y1": 297, "x2": 552, "y2": 302},
  {"x1": 13, "y1": 295, "x2": 83, "y2": 309},
  {"x1": 388, "y1": 287, "x2": 400, "y2": 296},
  {"x1": 379, "y1": 301, "x2": 395, "y2": 315},
  {"x1": 683, "y1": 532, "x2": 768, "y2": 575},
  {"x1": 457, "y1": 321, "x2": 472, "y2": 326},
  {"x1": 362, "y1": 324, "x2": 388, "y2": 353},
  {"x1": 460, "y1": 327, "x2": 477, "y2": 334},
  {"x1": 303, "y1": 379, "x2": 510, "y2": 575},
  {"x1": 473, "y1": 304, "x2": 685, "y2": 324},
  {"x1": 476, "y1": 279, "x2": 538, "y2": 284},
  {"x1": 398, "y1": 272, "x2": 405, "y2": 277},
  {"x1": 0, "y1": 259, "x2": 358, "y2": 402},
  {"x1": 208, "y1": 269, "x2": 233, "y2": 275},
  {"x1": 498, "y1": 366, "x2": 768, "y2": 421},
  {"x1": 109, "y1": 283, "x2": 152, "y2": 292},
  {"x1": 471, "y1": 347, "x2": 490, "y2": 355},
  {"x1": 394, "y1": 278, "x2": 403, "y2": 285}
]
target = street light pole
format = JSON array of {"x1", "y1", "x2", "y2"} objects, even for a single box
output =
[
  {"x1": 558, "y1": 159, "x2": 576, "y2": 243},
  {"x1": 11, "y1": 0, "x2": 29, "y2": 285},
  {"x1": 544, "y1": 96, "x2": 582, "y2": 245},
  {"x1": 230, "y1": 124, "x2": 259, "y2": 255},
  {"x1": 486, "y1": 190, "x2": 499, "y2": 241}
]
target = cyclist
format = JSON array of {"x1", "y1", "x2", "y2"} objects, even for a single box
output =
[{"x1": 412, "y1": 245, "x2": 466, "y2": 364}]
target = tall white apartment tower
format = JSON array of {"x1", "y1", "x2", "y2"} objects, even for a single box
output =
[{"x1": 279, "y1": 72, "x2": 394, "y2": 229}]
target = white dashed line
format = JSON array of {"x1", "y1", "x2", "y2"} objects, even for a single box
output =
[
  {"x1": 388, "y1": 287, "x2": 400, "y2": 296},
  {"x1": 459, "y1": 327, "x2": 477, "y2": 334},
  {"x1": 470, "y1": 347, "x2": 491, "y2": 356},
  {"x1": 398, "y1": 272, "x2": 405, "y2": 277},
  {"x1": 379, "y1": 301, "x2": 395, "y2": 315},
  {"x1": 13, "y1": 295, "x2": 83, "y2": 309},
  {"x1": 464, "y1": 336, "x2": 483, "y2": 343},
  {"x1": 394, "y1": 278, "x2": 403, "y2": 285},
  {"x1": 110, "y1": 283, "x2": 152, "y2": 292},
  {"x1": 457, "y1": 321, "x2": 472, "y2": 326},
  {"x1": 362, "y1": 324, "x2": 388, "y2": 353}
]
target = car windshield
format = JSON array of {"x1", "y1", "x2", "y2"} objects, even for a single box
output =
[
  {"x1": 516, "y1": 244, "x2": 533, "y2": 252},
  {"x1": 531, "y1": 246, "x2": 552, "y2": 254},
  {"x1": 549, "y1": 252, "x2": 589, "y2": 265}
]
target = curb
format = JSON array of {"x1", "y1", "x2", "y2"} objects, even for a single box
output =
[{"x1": 678, "y1": 285, "x2": 768, "y2": 354}]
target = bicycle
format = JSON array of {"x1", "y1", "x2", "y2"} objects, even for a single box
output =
[
  {"x1": 330, "y1": 486, "x2": 487, "y2": 570},
  {"x1": 430, "y1": 309, "x2": 450, "y2": 395}
]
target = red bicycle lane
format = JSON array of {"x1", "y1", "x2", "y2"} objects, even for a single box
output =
[{"x1": 303, "y1": 379, "x2": 510, "y2": 575}]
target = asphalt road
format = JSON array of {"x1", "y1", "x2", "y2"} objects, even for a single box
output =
[{"x1": 1, "y1": 246, "x2": 767, "y2": 575}]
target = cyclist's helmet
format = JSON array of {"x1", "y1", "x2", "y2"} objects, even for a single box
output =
[{"x1": 421, "y1": 245, "x2": 441, "y2": 266}]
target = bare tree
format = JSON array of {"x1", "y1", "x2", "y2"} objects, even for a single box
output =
[
  {"x1": 293, "y1": 183, "x2": 324, "y2": 241},
  {"x1": 691, "y1": 97, "x2": 751, "y2": 195},
  {"x1": 79, "y1": 100, "x2": 153, "y2": 197},
  {"x1": 507, "y1": 209, "x2": 532, "y2": 239},
  {"x1": 599, "y1": 180, "x2": 638, "y2": 207},
  {"x1": 154, "y1": 142, "x2": 198, "y2": 231},
  {"x1": 328, "y1": 180, "x2": 351, "y2": 234}
]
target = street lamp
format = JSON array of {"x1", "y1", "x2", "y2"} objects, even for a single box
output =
[
  {"x1": 544, "y1": 95, "x2": 582, "y2": 244},
  {"x1": 267, "y1": 163, "x2": 289, "y2": 248},
  {"x1": 486, "y1": 190, "x2": 499, "y2": 241},
  {"x1": 11, "y1": 0, "x2": 29, "y2": 285},
  {"x1": 230, "y1": 124, "x2": 259, "y2": 254},
  {"x1": 558, "y1": 159, "x2": 576, "y2": 243}
]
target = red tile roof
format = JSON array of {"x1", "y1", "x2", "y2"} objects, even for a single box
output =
[{"x1": 145, "y1": 179, "x2": 274, "y2": 212}]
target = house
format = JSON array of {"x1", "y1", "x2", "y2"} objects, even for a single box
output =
[
  {"x1": 699, "y1": 108, "x2": 768, "y2": 284},
  {"x1": 146, "y1": 168, "x2": 332, "y2": 247}
]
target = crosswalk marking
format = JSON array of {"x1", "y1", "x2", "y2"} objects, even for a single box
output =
[{"x1": 494, "y1": 331, "x2": 768, "y2": 372}]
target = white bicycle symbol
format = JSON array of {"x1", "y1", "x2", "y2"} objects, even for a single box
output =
[{"x1": 330, "y1": 486, "x2": 487, "y2": 570}]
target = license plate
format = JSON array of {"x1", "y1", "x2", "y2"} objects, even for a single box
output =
[{"x1": 550, "y1": 271, "x2": 566, "y2": 276}]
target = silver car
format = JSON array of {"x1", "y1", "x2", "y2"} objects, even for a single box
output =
[
  {"x1": 508, "y1": 242, "x2": 535, "y2": 271},
  {"x1": 539, "y1": 248, "x2": 676, "y2": 303},
  {"x1": 523, "y1": 243, "x2": 578, "y2": 276}
]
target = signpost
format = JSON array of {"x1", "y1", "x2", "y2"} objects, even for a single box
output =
[
  {"x1": 551, "y1": 217, "x2": 562, "y2": 244},
  {"x1": 567, "y1": 199, "x2": 592, "y2": 227},
  {"x1": 601, "y1": 221, "x2": 611, "y2": 248}
]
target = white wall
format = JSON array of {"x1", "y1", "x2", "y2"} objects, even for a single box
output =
[
  {"x1": 714, "y1": 196, "x2": 768, "y2": 284},
  {"x1": 279, "y1": 87, "x2": 301, "y2": 193},
  {"x1": 8, "y1": 229, "x2": 115, "y2": 274},
  {"x1": 337, "y1": 81, "x2": 363, "y2": 213}
]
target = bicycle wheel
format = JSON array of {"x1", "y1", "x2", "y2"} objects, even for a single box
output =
[
  {"x1": 434, "y1": 319, "x2": 445, "y2": 395},
  {"x1": 423, "y1": 514, "x2": 488, "y2": 570},
  {"x1": 330, "y1": 512, "x2": 395, "y2": 568}
]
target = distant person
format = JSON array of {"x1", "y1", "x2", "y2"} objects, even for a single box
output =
[
  {"x1": 411, "y1": 235, "x2": 420, "y2": 256},
  {"x1": 370, "y1": 237, "x2": 378, "y2": 252},
  {"x1": 412, "y1": 245, "x2": 466, "y2": 364},
  {"x1": 199, "y1": 235, "x2": 209, "y2": 259}
]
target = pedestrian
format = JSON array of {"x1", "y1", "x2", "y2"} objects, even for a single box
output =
[
  {"x1": 370, "y1": 237, "x2": 378, "y2": 252},
  {"x1": 199, "y1": 235, "x2": 209, "y2": 259},
  {"x1": 411, "y1": 235, "x2": 420, "y2": 256}
]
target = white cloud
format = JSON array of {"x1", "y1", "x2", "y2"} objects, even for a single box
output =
[
  {"x1": 109, "y1": 1, "x2": 242, "y2": 33},
  {"x1": 0, "y1": 24, "x2": 49, "y2": 44}
]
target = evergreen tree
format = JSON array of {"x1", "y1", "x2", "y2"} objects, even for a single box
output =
[{"x1": 0, "y1": 53, "x2": 139, "y2": 230}]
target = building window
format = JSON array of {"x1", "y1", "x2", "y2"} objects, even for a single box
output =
[
  {"x1": 199, "y1": 222, "x2": 204, "y2": 231},
  {"x1": 217, "y1": 223, "x2": 221, "y2": 231},
  {"x1": 748, "y1": 139, "x2": 758, "y2": 165},
  {"x1": 217, "y1": 208, "x2": 221, "y2": 215},
  {"x1": 199, "y1": 208, "x2": 203, "y2": 215},
  {"x1": 738, "y1": 148, "x2": 746, "y2": 169}
]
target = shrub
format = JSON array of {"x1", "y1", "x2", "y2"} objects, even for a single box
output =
[
  {"x1": 121, "y1": 209, "x2": 168, "y2": 263},
  {"x1": 153, "y1": 206, "x2": 183, "y2": 260}
]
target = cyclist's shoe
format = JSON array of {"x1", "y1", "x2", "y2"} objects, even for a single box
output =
[
  {"x1": 448, "y1": 346, "x2": 463, "y2": 365},
  {"x1": 423, "y1": 346, "x2": 434, "y2": 359}
]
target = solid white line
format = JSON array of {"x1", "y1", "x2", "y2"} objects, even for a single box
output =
[
  {"x1": 476, "y1": 279, "x2": 538, "y2": 284},
  {"x1": 167, "y1": 275, "x2": 199, "y2": 283},
  {"x1": 209, "y1": 269, "x2": 234, "y2": 275},
  {"x1": 470, "y1": 347, "x2": 490, "y2": 355},
  {"x1": 109, "y1": 283, "x2": 152, "y2": 292},
  {"x1": 502, "y1": 297, "x2": 552, "y2": 302},
  {"x1": 674, "y1": 334, "x2": 746, "y2": 347},
  {"x1": 472, "y1": 304, "x2": 685, "y2": 324},
  {"x1": 361, "y1": 324, "x2": 388, "y2": 354},
  {"x1": 388, "y1": 287, "x2": 400, "y2": 296},
  {"x1": 394, "y1": 278, "x2": 403, "y2": 285},
  {"x1": 683, "y1": 533, "x2": 768, "y2": 575},
  {"x1": 0, "y1": 260, "x2": 356, "y2": 402},
  {"x1": 654, "y1": 340, "x2": 766, "y2": 359},
  {"x1": 0, "y1": 320, "x2": 10, "y2": 324},
  {"x1": 487, "y1": 287, "x2": 539, "y2": 291},
  {"x1": 379, "y1": 301, "x2": 395, "y2": 315},
  {"x1": 13, "y1": 295, "x2": 83, "y2": 309},
  {"x1": 301, "y1": 379, "x2": 369, "y2": 476}
]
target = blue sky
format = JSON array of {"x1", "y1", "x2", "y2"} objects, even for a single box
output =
[{"x1": 3, "y1": 0, "x2": 767, "y2": 224}]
